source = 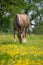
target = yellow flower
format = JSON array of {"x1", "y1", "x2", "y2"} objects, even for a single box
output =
[
  {"x1": 9, "y1": 50, "x2": 15, "y2": 57},
  {"x1": 17, "y1": 58, "x2": 23, "y2": 63},
  {"x1": 1, "y1": 60, "x2": 5, "y2": 65},
  {"x1": 32, "y1": 61, "x2": 36, "y2": 64},
  {"x1": 37, "y1": 51, "x2": 43, "y2": 55}
]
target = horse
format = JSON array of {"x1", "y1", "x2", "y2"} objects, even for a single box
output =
[{"x1": 13, "y1": 14, "x2": 30, "y2": 43}]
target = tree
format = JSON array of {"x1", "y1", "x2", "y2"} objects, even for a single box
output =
[
  {"x1": 0, "y1": 0, "x2": 43, "y2": 33},
  {"x1": 24, "y1": 0, "x2": 43, "y2": 34},
  {"x1": 0, "y1": 0, "x2": 26, "y2": 30}
]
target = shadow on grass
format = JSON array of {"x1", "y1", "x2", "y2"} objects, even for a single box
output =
[
  {"x1": 0, "y1": 40, "x2": 21, "y2": 45},
  {"x1": 0, "y1": 41, "x2": 14, "y2": 44}
]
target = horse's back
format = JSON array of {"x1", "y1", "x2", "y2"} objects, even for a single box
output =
[{"x1": 13, "y1": 14, "x2": 30, "y2": 28}]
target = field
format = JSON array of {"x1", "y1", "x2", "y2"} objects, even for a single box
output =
[{"x1": 0, "y1": 33, "x2": 43, "y2": 65}]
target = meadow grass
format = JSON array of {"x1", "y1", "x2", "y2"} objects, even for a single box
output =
[{"x1": 0, "y1": 33, "x2": 43, "y2": 65}]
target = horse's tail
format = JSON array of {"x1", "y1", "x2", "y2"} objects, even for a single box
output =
[{"x1": 15, "y1": 14, "x2": 21, "y2": 29}]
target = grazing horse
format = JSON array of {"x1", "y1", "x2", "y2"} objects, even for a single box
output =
[{"x1": 13, "y1": 14, "x2": 30, "y2": 43}]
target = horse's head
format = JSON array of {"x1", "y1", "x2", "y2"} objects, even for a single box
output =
[{"x1": 17, "y1": 30, "x2": 26, "y2": 43}]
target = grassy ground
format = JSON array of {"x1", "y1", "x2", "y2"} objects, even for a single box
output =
[{"x1": 0, "y1": 33, "x2": 43, "y2": 65}]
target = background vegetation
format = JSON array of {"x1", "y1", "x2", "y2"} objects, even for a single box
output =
[{"x1": 0, "y1": 0, "x2": 43, "y2": 34}]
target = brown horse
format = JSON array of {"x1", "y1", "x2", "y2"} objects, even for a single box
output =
[{"x1": 13, "y1": 14, "x2": 30, "y2": 43}]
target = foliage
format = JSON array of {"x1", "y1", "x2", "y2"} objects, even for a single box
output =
[
  {"x1": 0, "y1": 0, "x2": 26, "y2": 30},
  {"x1": 33, "y1": 21, "x2": 43, "y2": 34},
  {"x1": 0, "y1": 0, "x2": 43, "y2": 33}
]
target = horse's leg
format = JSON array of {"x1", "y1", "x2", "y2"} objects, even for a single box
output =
[
  {"x1": 23, "y1": 29, "x2": 26, "y2": 38},
  {"x1": 24, "y1": 28, "x2": 26, "y2": 38},
  {"x1": 14, "y1": 28, "x2": 16, "y2": 42},
  {"x1": 22, "y1": 28, "x2": 26, "y2": 43}
]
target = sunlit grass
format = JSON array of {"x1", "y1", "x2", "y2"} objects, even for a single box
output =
[{"x1": 0, "y1": 34, "x2": 43, "y2": 65}]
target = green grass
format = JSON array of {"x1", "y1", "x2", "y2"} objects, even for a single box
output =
[{"x1": 0, "y1": 33, "x2": 43, "y2": 65}]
